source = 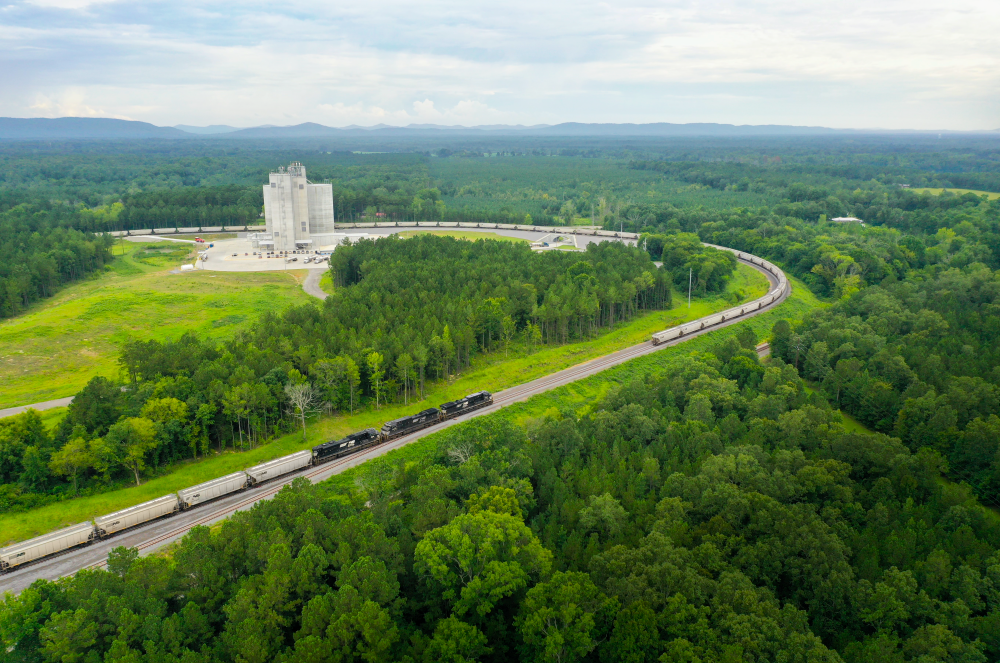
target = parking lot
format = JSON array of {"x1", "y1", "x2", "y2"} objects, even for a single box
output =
[{"x1": 195, "y1": 238, "x2": 332, "y2": 272}]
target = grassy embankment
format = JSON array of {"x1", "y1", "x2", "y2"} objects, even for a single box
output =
[
  {"x1": 395, "y1": 229, "x2": 530, "y2": 243},
  {"x1": 0, "y1": 264, "x2": 778, "y2": 542},
  {"x1": 0, "y1": 241, "x2": 314, "y2": 409},
  {"x1": 908, "y1": 187, "x2": 1000, "y2": 200}
]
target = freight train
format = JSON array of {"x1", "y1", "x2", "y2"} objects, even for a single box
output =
[
  {"x1": 0, "y1": 391, "x2": 493, "y2": 574},
  {"x1": 651, "y1": 248, "x2": 788, "y2": 345}
]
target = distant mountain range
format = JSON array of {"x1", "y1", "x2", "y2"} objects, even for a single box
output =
[
  {"x1": 0, "y1": 117, "x2": 186, "y2": 139},
  {"x1": 1, "y1": 116, "x2": 996, "y2": 140},
  {"x1": 173, "y1": 124, "x2": 242, "y2": 134}
]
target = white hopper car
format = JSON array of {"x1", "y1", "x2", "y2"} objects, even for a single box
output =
[
  {"x1": 178, "y1": 472, "x2": 250, "y2": 509},
  {"x1": 94, "y1": 495, "x2": 181, "y2": 536},
  {"x1": 246, "y1": 451, "x2": 313, "y2": 486},
  {"x1": 651, "y1": 247, "x2": 789, "y2": 346},
  {"x1": 0, "y1": 522, "x2": 96, "y2": 571},
  {"x1": 0, "y1": 448, "x2": 317, "y2": 574}
]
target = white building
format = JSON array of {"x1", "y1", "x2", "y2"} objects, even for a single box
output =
[{"x1": 262, "y1": 162, "x2": 335, "y2": 251}]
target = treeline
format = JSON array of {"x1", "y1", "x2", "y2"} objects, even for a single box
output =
[
  {"x1": 772, "y1": 264, "x2": 1000, "y2": 504},
  {"x1": 0, "y1": 201, "x2": 114, "y2": 318},
  {"x1": 115, "y1": 186, "x2": 263, "y2": 230},
  {"x1": 608, "y1": 175, "x2": 999, "y2": 298},
  {"x1": 632, "y1": 156, "x2": 1000, "y2": 195},
  {"x1": 640, "y1": 232, "x2": 737, "y2": 294},
  {"x1": 325, "y1": 236, "x2": 670, "y2": 354},
  {"x1": 0, "y1": 237, "x2": 670, "y2": 510},
  {"x1": 3, "y1": 333, "x2": 997, "y2": 661}
]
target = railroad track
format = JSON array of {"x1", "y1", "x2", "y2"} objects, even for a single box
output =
[{"x1": 7, "y1": 253, "x2": 788, "y2": 589}]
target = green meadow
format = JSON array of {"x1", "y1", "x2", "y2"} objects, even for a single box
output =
[
  {"x1": 395, "y1": 229, "x2": 530, "y2": 243},
  {"x1": 908, "y1": 187, "x2": 1000, "y2": 200},
  {"x1": 0, "y1": 241, "x2": 314, "y2": 409}
]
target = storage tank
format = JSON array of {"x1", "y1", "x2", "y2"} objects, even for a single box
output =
[
  {"x1": 0, "y1": 521, "x2": 95, "y2": 572},
  {"x1": 177, "y1": 472, "x2": 248, "y2": 509},
  {"x1": 95, "y1": 495, "x2": 180, "y2": 536}
]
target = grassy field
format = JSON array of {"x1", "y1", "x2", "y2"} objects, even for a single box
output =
[
  {"x1": 156, "y1": 233, "x2": 238, "y2": 241},
  {"x1": 319, "y1": 270, "x2": 334, "y2": 294},
  {"x1": 0, "y1": 241, "x2": 314, "y2": 409},
  {"x1": 396, "y1": 229, "x2": 530, "y2": 243},
  {"x1": 908, "y1": 187, "x2": 1000, "y2": 200},
  {"x1": 0, "y1": 264, "x2": 777, "y2": 543}
]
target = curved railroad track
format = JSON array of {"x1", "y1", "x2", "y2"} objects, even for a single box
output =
[{"x1": 0, "y1": 248, "x2": 789, "y2": 595}]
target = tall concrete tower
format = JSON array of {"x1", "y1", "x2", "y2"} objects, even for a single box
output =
[{"x1": 262, "y1": 162, "x2": 334, "y2": 251}]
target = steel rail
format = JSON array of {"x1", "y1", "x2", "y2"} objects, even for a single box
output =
[{"x1": 3, "y1": 249, "x2": 788, "y2": 588}]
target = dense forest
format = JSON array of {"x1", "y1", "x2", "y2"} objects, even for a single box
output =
[
  {"x1": 3, "y1": 135, "x2": 1000, "y2": 661},
  {"x1": 0, "y1": 200, "x2": 114, "y2": 319},
  {"x1": 0, "y1": 237, "x2": 671, "y2": 513},
  {"x1": 3, "y1": 333, "x2": 998, "y2": 662},
  {"x1": 771, "y1": 267, "x2": 1000, "y2": 505}
]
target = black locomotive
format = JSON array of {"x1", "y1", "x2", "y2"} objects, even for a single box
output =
[{"x1": 311, "y1": 390, "x2": 494, "y2": 464}]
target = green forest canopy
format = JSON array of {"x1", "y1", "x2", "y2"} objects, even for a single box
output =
[{"x1": 3, "y1": 136, "x2": 1000, "y2": 661}]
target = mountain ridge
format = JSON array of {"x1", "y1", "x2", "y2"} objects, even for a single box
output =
[{"x1": 1, "y1": 116, "x2": 997, "y2": 140}]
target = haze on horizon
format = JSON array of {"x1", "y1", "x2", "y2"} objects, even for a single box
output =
[{"x1": 1, "y1": 0, "x2": 997, "y2": 132}]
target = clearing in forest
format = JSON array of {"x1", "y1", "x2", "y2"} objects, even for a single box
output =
[{"x1": 0, "y1": 241, "x2": 313, "y2": 409}]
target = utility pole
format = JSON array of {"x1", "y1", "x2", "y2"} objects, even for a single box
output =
[{"x1": 688, "y1": 268, "x2": 692, "y2": 309}]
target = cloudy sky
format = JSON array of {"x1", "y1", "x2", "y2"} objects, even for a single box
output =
[{"x1": 1, "y1": 0, "x2": 997, "y2": 130}]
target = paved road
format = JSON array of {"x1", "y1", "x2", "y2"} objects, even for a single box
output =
[
  {"x1": 124, "y1": 236, "x2": 196, "y2": 244},
  {"x1": 0, "y1": 253, "x2": 788, "y2": 595},
  {"x1": 302, "y1": 268, "x2": 329, "y2": 300},
  {"x1": 0, "y1": 397, "x2": 74, "y2": 419}
]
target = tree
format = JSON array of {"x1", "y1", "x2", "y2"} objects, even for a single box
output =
[
  {"x1": 140, "y1": 397, "x2": 188, "y2": 424},
  {"x1": 414, "y1": 510, "x2": 552, "y2": 617},
  {"x1": 423, "y1": 617, "x2": 491, "y2": 663},
  {"x1": 501, "y1": 315, "x2": 516, "y2": 358},
  {"x1": 313, "y1": 356, "x2": 349, "y2": 409},
  {"x1": 18, "y1": 445, "x2": 50, "y2": 491},
  {"x1": 413, "y1": 344, "x2": 428, "y2": 400},
  {"x1": 285, "y1": 382, "x2": 320, "y2": 442},
  {"x1": 48, "y1": 437, "x2": 93, "y2": 493},
  {"x1": 517, "y1": 571, "x2": 614, "y2": 663},
  {"x1": 39, "y1": 609, "x2": 97, "y2": 663},
  {"x1": 396, "y1": 353, "x2": 414, "y2": 405},
  {"x1": 345, "y1": 356, "x2": 361, "y2": 413},
  {"x1": 367, "y1": 351, "x2": 385, "y2": 410},
  {"x1": 99, "y1": 417, "x2": 158, "y2": 486},
  {"x1": 191, "y1": 403, "x2": 215, "y2": 459},
  {"x1": 578, "y1": 493, "x2": 627, "y2": 540}
]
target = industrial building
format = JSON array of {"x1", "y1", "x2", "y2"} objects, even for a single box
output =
[{"x1": 262, "y1": 162, "x2": 335, "y2": 251}]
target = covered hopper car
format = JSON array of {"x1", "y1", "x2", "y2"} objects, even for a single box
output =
[{"x1": 651, "y1": 247, "x2": 788, "y2": 346}]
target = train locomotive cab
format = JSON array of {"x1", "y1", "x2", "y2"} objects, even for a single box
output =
[
  {"x1": 313, "y1": 428, "x2": 380, "y2": 463},
  {"x1": 381, "y1": 408, "x2": 443, "y2": 440},
  {"x1": 440, "y1": 391, "x2": 494, "y2": 419}
]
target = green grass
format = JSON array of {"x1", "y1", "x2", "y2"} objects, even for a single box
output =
[
  {"x1": 0, "y1": 264, "x2": 773, "y2": 543},
  {"x1": 0, "y1": 242, "x2": 314, "y2": 409},
  {"x1": 539, "y1": 245, "x2": 584, "y2": 252},
  {"x1": 838, "y1": 410, "x2": 873, "y2": 434},
  {"x1": 319, "y1": 271, "x2": 334, "y2": 294},
  {"x1": 909, "y1": 187, "x2": 1000, "y2": 200},
  {"x1": 396, "y1": 229, "x2": 530, "y2": 243},
  {"x1": 157, "y1": 233, "x2": 238, "y2": 241}
]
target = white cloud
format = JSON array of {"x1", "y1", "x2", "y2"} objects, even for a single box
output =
[
  {"x1": 0, "y1": 0, "x2": 997, "y2": 129},
  {"x1": 29, "y1": 89, "x2": 132, "y2": 120}
]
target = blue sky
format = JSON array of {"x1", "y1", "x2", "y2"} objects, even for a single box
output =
[{"x1": 1, "y1": 0, "x2": 997, "y2": 130}]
